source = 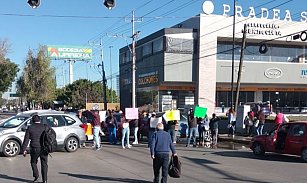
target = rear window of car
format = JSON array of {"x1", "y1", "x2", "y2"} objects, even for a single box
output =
[
  {"x1": 64, "y1": 116, "x2": 76, "y2": 126},
  {"x1": 289, "y1": 124, "x2": 305, "y2": 136}
]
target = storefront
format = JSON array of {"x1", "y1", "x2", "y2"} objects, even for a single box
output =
[{"x1": 119, "y1": 1, "x2": 307, "y2": 114}]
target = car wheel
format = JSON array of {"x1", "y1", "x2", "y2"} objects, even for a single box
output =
[
  {"x1": 301, "y1": 148, "x2": 307, "y2": 162},
  {"x1": 3, "y1": 140, "x2": 20, "y2": 157},
  {"x1": 65, "y1": 137, "x2": 79, "y2": 152},
  {"x1": 252, "y1": 142, "x2": 265, "y2": 156}
]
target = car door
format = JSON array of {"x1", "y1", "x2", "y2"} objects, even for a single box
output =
[
  {"x1": 265, "y1": 125, "x2": 278, "y2": 152},
  {"x1": 284, "y1": 124, "x2": 305, "y2": 155},
  {"x1": 41, "y1": 115, "x2": 67, "y2": 145}
]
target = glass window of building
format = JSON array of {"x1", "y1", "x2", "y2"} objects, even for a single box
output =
[
  {"x1": 142, "y1": 42, "x2": 153, "y2": 56},
  {"x1": 166, "y1": 37, "x2": 193, "y2": 53},
  {"x1": 217, "y1": 41, "x2": 305, "y2": 63},
  {"x1": 153, "y1": 37, "x2": 163, "y2": 53}
]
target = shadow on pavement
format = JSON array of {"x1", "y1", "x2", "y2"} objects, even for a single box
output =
[
  {"x1": 212, "y1": 151, "x2": 303, "y2": 163},
  {"x1": 0, "y1": 174, "x2": 30, "y2": 182},
  {"x1": 59, "y1": 172, "x2": 152, "y2": 183},
  {"x1": 182, "y1": 157, "x2": 273, "y2": 183}
]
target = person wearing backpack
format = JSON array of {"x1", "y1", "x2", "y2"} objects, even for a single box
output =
[{"x1": 21, "y1": 115, "x2": 52, "y2": 183}]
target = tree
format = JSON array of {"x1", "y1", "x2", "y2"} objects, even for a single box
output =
[
  {"x1": 17, "y1": 45, "x2": 56, "y2": 109},
  {"x1": 56, "y1": 79, "x2": 103, "y2": 109},
  {"x1": 0, "y1": 39, "x2": 19, "y2": 94}
]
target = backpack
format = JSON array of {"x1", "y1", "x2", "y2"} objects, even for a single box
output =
[
  {"x1": 41, "y1": 124, "x2": 57, "y2": 155},
  {"x1": 168, "y1": 156, "x2": 181, "y2": 178}
]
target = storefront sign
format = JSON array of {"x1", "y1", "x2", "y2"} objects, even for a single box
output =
[
  {"x1": 138, "y1": 72, "x2": 158, "y2": 85},
  {"x1": 202, "y1": 1, "x2": 307, "y2": 22},
  {"x1": 245, "y1": 23, "x2": 281, "y2": 36},
  {"x1": 264, "y1": 68, "x2": 283, "y2": 79},
  {"x1": 301, "y1": 69, "x2": 307, "y2": 78}
]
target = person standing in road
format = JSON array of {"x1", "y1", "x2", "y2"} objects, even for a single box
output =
[
  {"x1": 130, "y1": 118, "x2": 139, "y2": 145},
  {"x1": 197, "y1": 117, "x2": 205, "y2": 146},
  {"x1": 186, "y1": 116, "x2": 197, "y2": 147},
  {"x1": 121, "y1": 113, "x2": 132, "y2": 149},
  {"x1": 106, "y1": 112, "x2": 118, "y2": 145},
  {"x1": 257, "y1": 110, "x2": 265, "y2": 135},
  {"x1": 150, "y1": 123, "x2": 177, "y2": 183},
  {"x1": 148, "y1": 112, "x2": 157, "y2": 148},
  {"x1": 86, "y1": 110, "x2": 102, "y2": 150},
  {"x1": 209, "y1": 113, "x2": 220, "y2": 147},
  {"x1": 21, "y1": 115, "x2": 52, "y2": 183},
  {"x1": 274, "y1": 110, "x2": 289, "y2": 125}
]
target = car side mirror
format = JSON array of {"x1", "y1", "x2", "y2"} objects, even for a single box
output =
[{"x1": 21, "y1": 126, "x2": 28, "y2": 132}]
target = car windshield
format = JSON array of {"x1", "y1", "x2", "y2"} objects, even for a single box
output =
[{"x1": 0, "y1": 116, "x2": 29, "y2": 128}]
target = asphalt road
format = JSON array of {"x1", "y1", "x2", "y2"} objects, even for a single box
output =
[{"x1": 0, "y1": 143, "x2": 306, "y2": 183}]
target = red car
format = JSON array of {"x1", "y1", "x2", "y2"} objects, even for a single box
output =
[{"x1": 250, "y1": 121, "x2": 307, "y2": 162}]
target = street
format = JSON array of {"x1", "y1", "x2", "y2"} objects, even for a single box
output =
[{"x1": 0, "y1": 142, "x2": 306, "y2": 183}]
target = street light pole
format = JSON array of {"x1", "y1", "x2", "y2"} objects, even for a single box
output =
[{"x1": 109, "y1": 45, "x2": 113, "y2": 103}]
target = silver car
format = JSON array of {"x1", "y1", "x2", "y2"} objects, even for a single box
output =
[{"x1": 0, "y1": 110, "x2": 86, "y2": 157}]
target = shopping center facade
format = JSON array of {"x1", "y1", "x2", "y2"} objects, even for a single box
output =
[{"x1": 119, "y1": 1, "x2": 307, "y2": 114}]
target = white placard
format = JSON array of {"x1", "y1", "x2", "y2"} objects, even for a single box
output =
[
  {"x1": 150, "y1": 117, "x2": 162, "y2": 128},
  {"x1": 99, "y1": 111, "x2": 106, "y2": 122}
]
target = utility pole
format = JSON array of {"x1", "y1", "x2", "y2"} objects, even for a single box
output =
[
  {"x1": 109, "y1": 46, "x2": 113, "y2": 103},
  {"x1": 131, "y1": 10, "x2": 136, "y2": 108},
  {"x1": 98, "y1": 38, "x2": 108, "y2": 111},
  {"x1": 231, "y1": 0, "x2": 236, "y2": 109},
  {"x1": 131, "y1": 10, "x2": 142, "y2": 108},
  {"x1": 234, "y1": 24, "x2": 247, "y2": 112}
]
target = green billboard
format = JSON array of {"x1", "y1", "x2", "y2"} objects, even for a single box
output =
[{"x1": 47, "y1": 45, "x2": 92, "y2": 60}]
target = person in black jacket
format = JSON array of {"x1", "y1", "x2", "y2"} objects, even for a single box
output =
[{"x1": 21, "y1": 115, "x2": 52, "y2": 183}]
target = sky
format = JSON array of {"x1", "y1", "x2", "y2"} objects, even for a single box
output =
[{"x1": 0, "y1": 0, "x2": 304, "y2": 95}]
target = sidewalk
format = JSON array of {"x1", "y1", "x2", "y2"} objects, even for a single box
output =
[{"x1": 218, "y1": 134, "x2": 252, "y2": 145}]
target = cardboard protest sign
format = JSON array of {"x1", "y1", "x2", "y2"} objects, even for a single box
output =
[
  {"x1": 194, "y1": 106, "x2": 207, "y2": 117},
  {"x1": 164, "y1": 110, "x2": 180, "y2": 121},
  {"x1": 150, "y1": 117, "x2": 162, "y2": 128},
  {"x1": 99, "y1": 111, "x2": 107, "y2": 122},
  {"x1": 125, "y1": 108, "x2": 139, "y2": 119}
]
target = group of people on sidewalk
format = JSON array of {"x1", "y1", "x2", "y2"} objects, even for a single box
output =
[{"x1": 186, "y1": 108, "x2": 220, "y2": 148}]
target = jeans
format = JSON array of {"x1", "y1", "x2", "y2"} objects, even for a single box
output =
[
  {"x1": 153, "y1": 153, "x2": 169, "y2": 183},
  {"x1": 30, "y1": 148, "x2": 48, "y2": 182},
  {"x1": 211, "y1": 128, "x2": 218, "y2": 146},
  {"x1": 198, "y1": 126, "x2": 204, "y2": 144},
  {"x1": 93, "y1": 126, "x2": 101, "y2": 148},
  {"x1": 132, "y1": 127, "x2": 138, "y2": 143},
  {"x1": 257, "y1": 124, "x2": 264, "y2": 135},
  {"x1": 121, "y1": 127, "x2": 130, "y2": 147},
  {"x1": 108, "y1": 127, "x2": 117, "y2": 144},
  {"x1": 228, "y1": 121, "x2": 236, "y2": 136},
  {"x1": 186, "y1": 127, "x2": 197, "y2": 146},
  {"x1": 168, "y1": 129, "x2": 177, "y2": 143}
]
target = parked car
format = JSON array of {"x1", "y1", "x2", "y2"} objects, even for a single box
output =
[
  {"x1": 0, "y1": 110, "x2": 86, "y2": 157},
  {"x1": 250, "y1": 122, "x2": 307, "y2": 162}
]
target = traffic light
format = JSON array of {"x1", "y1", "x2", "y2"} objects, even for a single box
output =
[
  {"x1": 27, "y1": 0, "x2": 40, "y2": 9},
  {"x1": 103, "y1": 0, "x2": 115, "y2": 9}
]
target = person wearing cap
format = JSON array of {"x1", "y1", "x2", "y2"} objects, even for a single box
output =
[
  {"x1": 21, "y1": 115, "x2": 52, "y2": 183},
  {"x1": 150, "y1": 123, "x2": 177, "y2": 183}
]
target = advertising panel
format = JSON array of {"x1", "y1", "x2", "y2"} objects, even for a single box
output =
[{"x1": 47, "y1": 45, "x2": 92, "y2": 60}]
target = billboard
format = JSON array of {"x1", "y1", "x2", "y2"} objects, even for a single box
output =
[{"x1": 47, "y1": 45, "x2": 92, "y2": 60}]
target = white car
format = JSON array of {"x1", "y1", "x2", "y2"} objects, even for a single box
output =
[{"x1": 0, "y1": 110, "x2": 86, "y2": 157}]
